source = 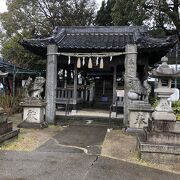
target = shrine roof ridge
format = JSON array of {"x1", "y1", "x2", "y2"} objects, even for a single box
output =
[
  {"x1": 21, "y1": 26, "x2": 178, "y2": 57},
  {"x1": 52, "y1": 26, "x2": 148, "y2": 34}
]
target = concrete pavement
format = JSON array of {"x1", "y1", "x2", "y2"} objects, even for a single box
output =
[{"x1": 0, "y1": 125, "x2": 179, "y2": 180}]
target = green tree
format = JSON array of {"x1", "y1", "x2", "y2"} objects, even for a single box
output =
[
  {"x1": 144, "y1": 0, "x2": 180, "y2": 36},
  {"x1": 95, "y1": 0, "x2": 115, "y2": 26},
  {"x1": 111, "y1": 0, "x2": 147, "y2": 26},
  {"x1": 1, "y1": 33, "x2": 45, "y2": 69},
  {"x1": 0, "y1": 0, "x2": 96, "y2": 68}
]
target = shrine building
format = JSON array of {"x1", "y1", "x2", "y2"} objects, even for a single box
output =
[{"x1": 22, "y1": 26, "x2": 177, "y2": 125}]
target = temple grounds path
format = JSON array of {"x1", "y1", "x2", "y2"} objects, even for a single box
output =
[{"x1": 0, "y1": 114, "x2": 179, "y2": 179}]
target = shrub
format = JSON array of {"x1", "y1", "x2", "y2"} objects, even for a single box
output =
[
  {"x1": 0, "y1": 95, "x2": 22, "y2": 114},
  {"x1": 172, "y1": 101, "x2": 180, "y2": 121},
  {"x1": 149, "y1": 96, "x2": 159, "y2": 108}
]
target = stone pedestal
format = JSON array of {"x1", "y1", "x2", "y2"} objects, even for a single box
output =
[
  {"x1": 128, "y1": 101, "x2": 153, "y2": 129},
  {"x1": 138, "y1": 120, "x2": 180, "y2": 164},
  {"x1": 138, "y1": 88, "x2": 180, "y2": 164},
  {"x1": 19, "y1": 99, "x2": 47, "y2": 129},
  {"x1": 0, "y1": 110, "x2": 19, "y2": 143},
  {"x1": 138, "y1": 56, "x2": 180, "y2": 164}
]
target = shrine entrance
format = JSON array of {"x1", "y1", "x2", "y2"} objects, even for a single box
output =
[
  {"x1": 56, "y1": 55, "x2": 125, "y2": 119},
  {"x1": 22, "y1": 26, "x2": 176, "y2": 125},
  {"x1": 93, "y1": 75, "x2": 113, "y2": 109}
]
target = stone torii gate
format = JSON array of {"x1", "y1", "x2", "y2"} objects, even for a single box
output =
[
  {"x1": 21, "y1": 26, "x2": 177, "y2": 127},
  {"x1": 45, "y1": 43, "x2": 138, "y2": 126}
]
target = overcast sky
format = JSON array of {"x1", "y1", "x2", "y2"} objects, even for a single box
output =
[
  {"x1": 0, "y1": 0, "x2": 7, "y2": 13},
  {"x1": 0, "y1": 0, "x2": 103, "y2": 13}
]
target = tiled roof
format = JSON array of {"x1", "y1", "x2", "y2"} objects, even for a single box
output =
[{"x1": 22, "y1": 26, "x2": 177, "y2": 56}]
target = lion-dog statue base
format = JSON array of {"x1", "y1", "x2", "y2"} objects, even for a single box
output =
[{"x1": 19, "y1": 77, "x2": 48, "y2": 129}]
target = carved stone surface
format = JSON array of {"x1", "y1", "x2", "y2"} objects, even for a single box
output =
[
  {"x1": 23, "y1": 107, "x2": 44, "y2": 123},
  {"x1": 24, "y1": 77, "x2": 45, "y2": 99},
  {"x1": 128, "y1": 77, "x2": 151, "y2": 101},
  {"x1": 20, "y1": 99, "x2": 46, "y2": 128},
  {"x1": 124, "y1": 44, "x2": 137, "y2": 125},
  {"x1": 129, "y1": 101, "x2": 153, "y2": 129}
]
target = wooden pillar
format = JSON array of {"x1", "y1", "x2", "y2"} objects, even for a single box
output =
[
  {"x1": 111, "y1": 65, "x2": 117, "y2": 116},
  {"x1": 12, "y1": 65, "x2": 16, "y2": 96},
  {"x1": 144, "y1": 58, "x2": 149, "y2": 81},
  {"x1": 72, "y1": 62, "x2": 77, "y2": 114},
  {"x1": 45, "y1": 44, "x2": 58, "y2": 124},
  {"x1": 124, "y1": 44, "x2": 137, "y2": 126},
  {"x1": 113, "y1": 65, "x2": 117, "y2": 105}
]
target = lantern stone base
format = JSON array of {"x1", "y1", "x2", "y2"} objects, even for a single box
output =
[
  {"x1": 137, "y1": 119, "x2": 180, "y2": 164},
  {"x1": 128, "y1": 101, "x2": 153, "y2": 129},
  {"x1": 137, "y1": 134, "x2": 180, "y2": 164},
  {"x1": 19, "y1": 99, "x2": 47, "y2": 129}
]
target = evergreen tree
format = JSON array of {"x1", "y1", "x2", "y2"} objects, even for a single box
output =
[
  {"x1": 144, "y1": 0, "x2": 180, "y2": 36},
  {"x1": 111, "y1": 0, "x2": 146, "y2": 26},
  {"x1": 95, "y1": 0, "x2": 115, "y2": 26},
  {"x1": 0, "y1": 0, "x2": 96, "y2": 69}
]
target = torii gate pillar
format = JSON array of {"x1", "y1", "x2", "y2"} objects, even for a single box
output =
[
  {"x1": 45, "y1": 44, "x2": 58, "y2": 124},
  {"x1": 124, "y1": 44, "x2": 137, "y2": 126}
]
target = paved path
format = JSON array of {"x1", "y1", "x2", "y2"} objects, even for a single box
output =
[{"x1": 0, "y1": 125, "x2": 179, "y2": 180}]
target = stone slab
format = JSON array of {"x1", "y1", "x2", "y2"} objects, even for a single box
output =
[
  {"x1": 128, "y1": 101, "x2": 153, "y2": 129},
  {"x1": 149, "y1": 119, "x2": 175, "y2": 132},
  {"x1": 20, "y1": 99, "x2": 46, "y2": 107},
  {"x1": 126, "y1": 127, "x2": 144, "y2": 134},
  {"x1": 145, "y1": 128, "x2": 180, "y2": 145},
  {"x1": 129, "y1": 101, "x2": 152, "y2": 110},
  {"x1": 140, "y1": 151, "x2": 180, "y2": 164},
  {"x1": 152, "y1": 111, "x2": 176, "y2": 121},
  {"x1": 0, "y1": 128, "x2": 20, "y2": 143},
  {"x1": 129, "y1": 110, "x2": 150, "y2": 129},
  {"x1": 137, "y1": 134, "x2": 180, "y2": 164},
  {"x1": 18, "y1": 121, "x2": 48, "y2": 129},
  {"x1": 23, "y1": 107, "x2": 45, "y2": 123}
]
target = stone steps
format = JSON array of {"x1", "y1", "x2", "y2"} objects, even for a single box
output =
[
  {"x1": 144, "y1": 127, "x2": 180, "y2": 145},
  {"x1": 55, "y1": 115, "x2": 123, "y2": 127},
  {"x1": 137, "y1": 135, "x2": 180, "y2": 164}
]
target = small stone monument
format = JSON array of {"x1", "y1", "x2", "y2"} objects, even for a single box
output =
[
  {"x1": 0, "y1": 71, "x2": 19, "y2": 143},
  {"x1": 127, "y1": 77, "x2": 153, "y2": 129},
  {"x1": 138, "y1": 56, "x2": 180, "y2": 164},
  {"x1": 19, "y1": 77, "x2": 47, "y2": 128}
]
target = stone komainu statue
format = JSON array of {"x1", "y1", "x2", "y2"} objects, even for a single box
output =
[
  {"x1": 24, "y1": 77, "x2": 45, "y2": 99},
  {"x1": 128, "y1": 77, "x2": 151, "y2": 101}
]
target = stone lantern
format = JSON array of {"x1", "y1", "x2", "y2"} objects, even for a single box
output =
[
  {"x1": 138, "y1": 56, "x2": 180, "y2": 164},
  {"x1": 152, "y1": 56, "x2": 178, "y2": 126}
]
